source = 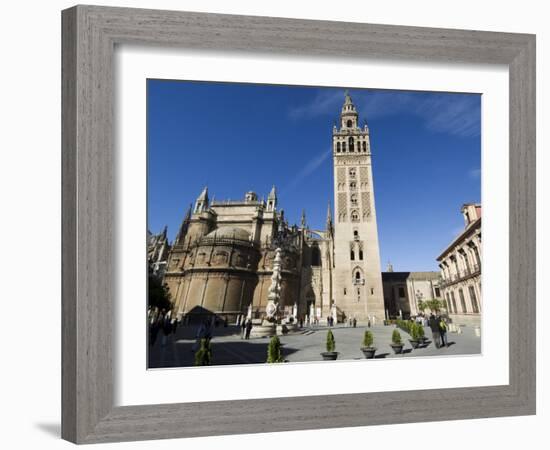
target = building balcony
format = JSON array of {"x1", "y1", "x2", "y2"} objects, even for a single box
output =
[{"x1": 440, "y1": 264, "x2": 481, "y2": 287}]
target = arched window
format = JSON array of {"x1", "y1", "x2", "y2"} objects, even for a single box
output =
[
  {"x1": 349, "y1": 168, "x2": 356, "y2": 178},
  {"x1": 342, "y1": 142, "x2": 346, "y2": 152},
  {"x1": 359, "y1": 250, "x2": 364, "y2": 260},
  {"x1": 362, "y1": 141, "x2": 367, "y2": 152},
  {"x1": 350, "y1": 250, "x2": 355, "y2": 260},
  {"x1": 346, "y1": 119, "x2": 352, "y2": 127},
  {"x1": 459, "y1": 289, "x2": 467, "y2": 312},
  {"x1": 351, "y1": 210, "x2": 359, "y2": 222},
  {"x1": 353, "y1": 269, "x2": 364, "y2": 286},
  {"x1": 353, "y1": 230, "x2": 359, "y2": 238},
  {"x1": 349, "y1": 137, "x2": 354, "y2": 152},
  {"x1": 311, "y1": 246, "x2": 321, "y2": 266},
  {"x1": 350, "y1": 193, "x2": 358, "y2": 206},
  {"x1": 336, "y1": 142, "x2": 341, "y2": 152},
  {"x1": 349, "y1": 182, "x2": 356, "y2": 191}
]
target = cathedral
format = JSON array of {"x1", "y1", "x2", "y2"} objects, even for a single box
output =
[{"x1": 161, "y1": 92, "x2": 385, "y2": 323}]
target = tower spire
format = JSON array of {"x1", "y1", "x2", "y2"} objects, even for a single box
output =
[
  {"x1": 267, "y1": 185, "x2": 277, "y2": 212},
  {"x1": 301, "y1": 209, "x2": 307, "y2": 228},
  {"x1": 340, "y1": 90, "x2": 358, "y2": 129},
  {"x1": 194, "y1": 186, "x2": 209, "y2": 213},
  {"x1": 326, "y1": 201, "x2": 333, "y2": 237},
  {"x1": 175, "y1": 204, "x2": 193, "y2": 245},
  {"x1": 326, "y1": 201, "x2": 332, "y2": 225}
]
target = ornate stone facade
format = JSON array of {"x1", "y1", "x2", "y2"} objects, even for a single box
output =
[
  {"x1": 437, "y1": 203, "x2": 482, "y2": 326},
  {"x1": 147, "y1": 226, "x2": 170, "y2": 279},
  {"x1": 382, "y1": 270, "x2": 441, "y2": 319},
  {"x1": 163, "y1": 185, "x2": 334, "y2": 323},
  {"x1": 161, "y1": 92, "x2": 386, "y2": 323},
  {"x1": 331, "y1": 92, "x2": 385, "y2": 321}
]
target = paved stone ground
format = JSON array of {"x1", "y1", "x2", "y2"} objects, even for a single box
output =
[{"x1": 149, "y1": 322, "x2": 481, "y2": 368}]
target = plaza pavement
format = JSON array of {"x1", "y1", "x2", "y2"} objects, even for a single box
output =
[{"x1": 149, "y1": 322, "x2": 482, "y2": 368}]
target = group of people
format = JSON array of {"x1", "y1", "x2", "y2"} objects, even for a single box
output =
[
  {"x1": 148, "y1": 307, "x2": 178, "y2": 346},
  {"x1": 149, "y1": 307, "x2": 233, "y2": 350},
  {"x1": 428, "y1": 313, "x2": 449, "y2": 348}
]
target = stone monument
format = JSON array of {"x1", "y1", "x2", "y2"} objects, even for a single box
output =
[{"x1": 250, "y1": 248, "x2": 283, "y2": 338}]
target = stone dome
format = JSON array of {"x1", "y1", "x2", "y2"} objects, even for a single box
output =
[{"x1": 205, "y1": 227, "x2": 251, "y2": 241}]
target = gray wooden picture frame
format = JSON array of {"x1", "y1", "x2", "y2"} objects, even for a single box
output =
[{"x1": 61, "y1": 4, "x2": 536, "y2": 444}]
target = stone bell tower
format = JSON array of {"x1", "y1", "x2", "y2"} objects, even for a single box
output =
[{"x1": 332, "y1": 91, "x2": 385, "y2": 321}]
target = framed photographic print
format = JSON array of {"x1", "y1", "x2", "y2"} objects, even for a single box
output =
[{"x1": 62, "y1": 5, "x2": 535, "y2": 444}]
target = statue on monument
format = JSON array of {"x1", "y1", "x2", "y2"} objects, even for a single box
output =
[{"x1": 265, "y1": 247, "x2": 282, "y2": 322}]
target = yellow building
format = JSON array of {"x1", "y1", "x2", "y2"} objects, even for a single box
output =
[{"x1": 437, "y1": 203, "x2": 482, "y2": 326}]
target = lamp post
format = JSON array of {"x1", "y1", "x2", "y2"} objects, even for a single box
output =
[{"x1": 415, "y1": 290, "x2": 424, "y2": 316}]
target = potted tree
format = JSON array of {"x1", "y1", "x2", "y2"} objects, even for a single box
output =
[
  {"x1": 266, "y1": 335, "x2": 284, "y2": 363},
  {"x1": 390, "y1": 329, "x2": 404, "y2": 354},
  {"x1": 321, "y1": 329, "x2": 338, "y2": 360},
  {"x1": 361, "y1": 330, "x2": 376, "y2": 359},
  {"x1": 408, "y1": 322, "x2": 421, "y2": 349}
]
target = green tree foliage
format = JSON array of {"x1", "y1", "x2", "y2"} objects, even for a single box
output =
[
  {"x1": 362, "y1": 330, "x2": 374, "y2": 348},
  {"x1": 326, "y1": 329, "x2": 336, "y2": 352},
  {"x1": 410, "y1": 322, "x2": 420, "y2": 340},
  {"x1": 267, "y1": 336, "x2": 284, "y2": 363},
  {"x1": 396, "y1": 319, "x2": 413, "y2": 334},
  {"x1": 194, "y1": 338, "x2": 212, "y2": 366},
  {"x1": 148, "y1": 275, "x2": 172, "y2": 311},
  {"x1": 391, "y1": 329, "x2": 402, "y2": 345},
  {"x1": 425, "y1": 299, "x2": 444, "y2": 313},
  {"x1": 417, "y1": 300, "x2": 427, "y2": 312}
]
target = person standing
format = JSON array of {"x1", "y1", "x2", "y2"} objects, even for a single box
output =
[
  {"x1": 241, "y1": 319, "x2": 247, "y2": 339},
  {"x1": 245, "y1": 319, "x2": 253, "y2": 340},
  {"x1": 353, "y1": 317, "x2": 357, "y2": 328},
  {"x1": 429, "y1": 313, "x2": 441, "y2": 348},
  {"x1": 149, "y1": 310, "x2": 161, "y2": 346},
  {"x1": 439, "y1": 316, "x2": 448, "y2": 347}
]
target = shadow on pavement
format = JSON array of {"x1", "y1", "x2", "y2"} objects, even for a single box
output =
[{"x1": 149, "y1": 338, "x2": 300, "y2": 368}]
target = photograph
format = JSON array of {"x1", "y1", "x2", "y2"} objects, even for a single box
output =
[{"x1": 146, "y1": 80, "x2": 482, "y2": 368}]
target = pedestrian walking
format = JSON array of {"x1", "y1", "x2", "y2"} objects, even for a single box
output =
[
  {"x1": 439, "y1": 316, "x2": 448, "y2": 347},
  {"x1": 241, "y1": 319, "x2": 246, "y2": 339},
  {"x1": 245, "y1": 319, "x2": 253, "y2": 339},
  {"x1": 429, "y1": 313, "x2": 441, "y2": 348},
  {"x1": 149, "y1": 316, "x2": 161, "y2": 346},
  {"x1": 353, "y1": 317, "x2": 357, "y2": 328},
  {"x1": 160, "y1": 311, "x2": 172, "y2": 347}
]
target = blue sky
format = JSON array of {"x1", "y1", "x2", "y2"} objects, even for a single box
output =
[{"x1": 147, "y1": 80, "x2": 481, "y2": 271}]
